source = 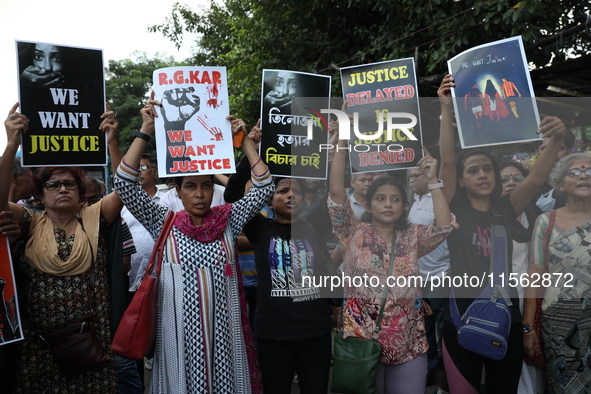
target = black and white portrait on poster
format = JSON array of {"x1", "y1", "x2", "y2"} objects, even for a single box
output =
[
  {"x1": 16, "y1": 40, "x2": 106, "y2": 166},
  {"x1": 260, "y1": 70, "x2": 331, "y2": 179}
]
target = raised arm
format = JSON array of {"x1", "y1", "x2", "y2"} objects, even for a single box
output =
[
  {"x1": 97, "y1": 102, "x2": 124, "y2": 224},
  {"x1": 100, "y1": 102, "x2": 121, "y2": 176},
  {"x1": 0, "y1": 104, "x2": 28, "y2": 223},
  {"x1": 226, "y1": 117, "x2": 267, "y2": 176},
  {"x1": 121, "y1": 92, "x2": 159, "y2": 169},
  {"x1": 509, "y1": 116, "x2": 566, "y2": 214},
  {"x1": 438, "y1": 75, "x2": 457, "y2": 203},
  {"x1": 419, "y1": 156, "x2": 451, "y2": 227},
  {"x1": 328, "y1": 120, "x2": 347, "y2": 205},
  {"x1": 224, "y1": 119, "x2": 263, "y2": 203}
]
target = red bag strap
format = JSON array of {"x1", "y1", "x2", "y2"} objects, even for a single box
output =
[
  {"x1": 542, "y1": 210, "x2": 556, "y2": 271},
  {"x1": 144, "y1": 210, "x2": 176, "y2": 279}
]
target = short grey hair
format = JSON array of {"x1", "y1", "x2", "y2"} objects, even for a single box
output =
[{"x1": 549, "y1": 153, "x2": 591, "y2": 200}]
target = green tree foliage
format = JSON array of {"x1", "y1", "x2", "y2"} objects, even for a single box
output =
[
  {"x1": 150, "y1": 0, "x2": 590, "y2": 129},
  {"x1": 105, "y1": 52, "x2": 181, "y2": 154}
]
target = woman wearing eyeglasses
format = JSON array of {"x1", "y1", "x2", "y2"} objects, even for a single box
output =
[
  {"x1": 524, "y1": 153, "x2": 591, "y2": 393},
  {"x1": 0, "y1": 103, "x2": 124, "y2": 392}
]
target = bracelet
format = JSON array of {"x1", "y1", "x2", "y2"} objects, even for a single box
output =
[
  {"x1": 252, "y1": 167, "x2": 269, "y2": 178},
  {"x1": 428, "y1": 179, "x2": 444, "y2": 190},
  {"x1": 524, "y1": 331, "x2": 537, "y2": 336},
  {"x1": 523, "y1": 323, "x2": 532, "y2": 333},
  {"x1": 134, "y1": 130, "x2": 151, "y2": 143},
  {"x1": 250, "y1": 156, "x2": 262, "y2": 169}
]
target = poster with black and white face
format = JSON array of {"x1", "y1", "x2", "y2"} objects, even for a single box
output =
[
  {"x1": 260, "y1": 70, "x2": 331, "y2": 179},
  {"x1": 16, "y1": 40, "x2": 106, "y2": 166}
]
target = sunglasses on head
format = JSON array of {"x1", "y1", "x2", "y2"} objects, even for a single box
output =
[
  {"x1": 43, "y1": 180, "x2": 78, "y2": 191},
  {"x1": 140, "y1": 165, "x2": 156, "y2": 171},
  {"x1": 565, "y1": 168, "x2": 591, "y2": 178},
  {"x1": 500, "y1": 174, "x2": 525, "y2": 184}
]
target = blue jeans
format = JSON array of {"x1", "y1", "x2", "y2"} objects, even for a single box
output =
[{"x1": 114, "y1": 354, "x2": 143, "y2": 394}]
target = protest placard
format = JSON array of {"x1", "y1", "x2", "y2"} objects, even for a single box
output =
[
  {"x1": 0, "y1": 235, "x2": 23, "y2": 346},
  {"x1": 448, "y1": 36, "x2": 540, "y2": 148},
  {"x1": 260, "y1": 70, "x2": 331, "y2": 179},
  {"x1": 153, "y1": 66, "x2": 235, "y2": 177},
  {"x1": 16, "y1": 40, "x2": 106, "y2": 166},
  {"x1": 341, "y1": 58, "x2": 423, "y2": 174}
]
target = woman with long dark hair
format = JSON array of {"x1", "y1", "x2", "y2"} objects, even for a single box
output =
[{"x1": 438, "y1": 74, "x2": 565, "y2": 393}]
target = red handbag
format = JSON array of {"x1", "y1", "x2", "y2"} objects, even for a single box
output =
[{"x1": 111, "y1": 211, "x2": 176, "y2": 360}]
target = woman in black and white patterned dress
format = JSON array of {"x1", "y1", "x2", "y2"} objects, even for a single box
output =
[{"x1": 114, "y1": 96, "x2": 273, "y2": 394}]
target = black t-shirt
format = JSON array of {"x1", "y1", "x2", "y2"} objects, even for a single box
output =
[
  {"x1": 244, "y1": 215, "x2": 333, "y2": 341},
  {"x1": 446, "y1": 193, "x2": 521, "y2": 323}
]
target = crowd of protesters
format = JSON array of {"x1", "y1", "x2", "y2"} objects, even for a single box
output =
[{"x1": 0, "y1": 71, "x2": 587, "y2": 394}]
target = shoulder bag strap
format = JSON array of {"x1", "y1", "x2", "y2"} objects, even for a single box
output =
[
  {"x1": 543, "y1": 210, "x2": 556, "y2": 271},
  {"x1": 490, "y1": 210, "x2": 512, "y2": 305},
  {"x1": 146, "y1": 211, "x2": 177, "y2": 280},
  {"x1": 76, "y1": 214, "x2": 96, "y2": 312},
  {"x1": 374, "y1": 231, "x2": 396, "y2": 335},
  {"x1": 490, "y1": 210, "x2": 509, "y2": 287}
]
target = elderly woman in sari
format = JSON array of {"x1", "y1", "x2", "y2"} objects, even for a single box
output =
[
  {"x1": 0, "y1": 103, "x2": 124, "y2": 392},
  {"x1": 524, "y1": 153, "x2": 591, "y2": 393}
]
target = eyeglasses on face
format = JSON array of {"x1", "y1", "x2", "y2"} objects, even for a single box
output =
[
  {"x1": 140, "y1": 165, "x2": 156, "y2": 171},
  {"x1": 44, "y1": 180, "x2": 78, "y2": 191},
  {"x1": 409, "y1": 173, "x2": 424, "y2": 181},
  {"x1": 500, "y1": 174, "x2": 525, "y2": 184},
  {"x1": 565, "y1": 168, "x2": 591, "y2": 178}
]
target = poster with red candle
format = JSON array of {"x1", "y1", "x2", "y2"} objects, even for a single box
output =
[{"x1": 0, "y1": 235, "x2": 23, "y2": 345}]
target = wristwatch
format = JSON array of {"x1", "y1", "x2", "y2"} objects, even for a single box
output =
[{"x1": 134, "y1": 130, "x2": 151, "y2": 143}]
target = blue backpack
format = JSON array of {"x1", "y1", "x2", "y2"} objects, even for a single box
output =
[{"x1": 450, "y1": 211, "x2": 513, "y2": 361}]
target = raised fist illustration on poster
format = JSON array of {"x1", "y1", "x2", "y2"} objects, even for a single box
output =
[{"x1": 160, "y1": 87, "x2": 201, "y2": 131}]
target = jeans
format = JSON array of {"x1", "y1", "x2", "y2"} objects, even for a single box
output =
[{"x1": 114, "y1": 354, "x2": 143, "y2": 394}]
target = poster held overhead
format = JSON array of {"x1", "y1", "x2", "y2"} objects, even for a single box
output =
[
  {"x1": 260, "y1": 70, "x2": 331, "y2": 179},
  {"x1": 340, "y1": 58, "x2": 423, "y2": 174},
  {"x1": 447, "y1": 36, "x2": 540, "y2": 148},
  {"x1": 16, "y1": 40, "x2": 106, "y2": 167},
  {"x1": 153, "y1": 66, "x2": 235, "y2": 177}
]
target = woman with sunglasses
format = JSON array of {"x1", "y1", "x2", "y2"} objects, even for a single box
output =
[
  {"x1": 0, "y1": 103, "x2": 124, "y2": 391},
  {"x1": 524, "y1": 153, "x2": 591, "y2": 393}
]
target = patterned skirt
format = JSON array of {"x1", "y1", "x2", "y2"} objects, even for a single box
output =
[{"x1": 543, "y1": 299, "x2": 591, "y2": 393}]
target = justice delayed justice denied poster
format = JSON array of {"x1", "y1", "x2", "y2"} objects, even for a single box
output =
[
  {"x1": 340, "y1": 58, "x2": 423, "y2": 174},
  {"x1": 153, "y1": 66, "x2": 235, "y2": 177}
]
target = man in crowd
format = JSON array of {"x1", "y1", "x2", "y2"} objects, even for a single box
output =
[
  {"x1": 7, "y1": 158, "x2": 32, "y2": 204},
  {"x1": 408, "y1": 166, "x2": 449, "y2": 387}
]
